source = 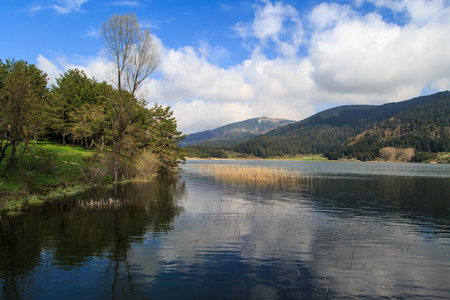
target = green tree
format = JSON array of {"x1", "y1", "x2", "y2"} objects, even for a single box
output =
[
  {"x1": 50, "y1": 69, "x2": 112, "y2": 147},
  {"x1": 0, "y1": 59, "x2": 48, "y2": 169},
  {"x1": 141, "y1": 104, "x2": 186, "y2": 170}
]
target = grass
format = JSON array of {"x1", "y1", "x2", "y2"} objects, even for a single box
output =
[
  {"x1": 192, "y1": 164, "x2": 304, "y2": 187},
  {"x1": 0, "y1": 141, "x2": 105, "y2": 211}
]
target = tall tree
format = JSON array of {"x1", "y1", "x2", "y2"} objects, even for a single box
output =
[
  {"x1": 101, "y1": 12, "x2": 160, "y2": 182},
  {"x1": 0, "y1": 59, "x2": 48, "y2": 169}
]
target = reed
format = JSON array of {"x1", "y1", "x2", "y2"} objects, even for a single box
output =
[
  {"x1": 75, "y1": 197, "x2": 129, "y2": 209},
  {"x1": 193, "y1": 164, "x2": 303, "y2": 187}
]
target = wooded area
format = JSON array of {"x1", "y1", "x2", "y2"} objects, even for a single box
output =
[
  {"x1": 0, "y1": 60, "x2": 185, "y2": 177},
  {"x1": 0, "y1": 13, "x2": 186, "y2": 189}
]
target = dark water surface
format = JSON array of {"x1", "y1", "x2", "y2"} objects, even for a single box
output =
[{"x1": 1, "y1": 160, "x2": 449, "y2": 299}]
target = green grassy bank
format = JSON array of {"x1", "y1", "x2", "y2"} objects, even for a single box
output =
[{"x1": 0, "y1": 142, "x2": 110, "y2": 212}]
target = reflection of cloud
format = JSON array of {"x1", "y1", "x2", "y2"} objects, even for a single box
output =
[{"x1": 131, "y1": 167, "x2": 450, "y2": 298}]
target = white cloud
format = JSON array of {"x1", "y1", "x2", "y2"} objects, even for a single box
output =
[
  {"x1": 52, "y1": 0, "x2": 88, "y2": 14},
  {"x1": 26, "y1": 4, "x2": 43, "y2": 14},
  {"x1": 308, "y1": 1, "x2": 450, "y2": 99},
  {"x1": 83, "y1": 27, "x2": 99, "y2": 38},
  {"x1": 236, "y1": 0, "x2": 304, "y2": 58},
  {"x1": 36, "y1": 54, "x2": 64, "y2": 86},
  {"x1": 110, "y1": 1, "x2": 141, "y2": 7},
  {"x1": 36, "y1": 54, "x2": 109, "y2": 86}
]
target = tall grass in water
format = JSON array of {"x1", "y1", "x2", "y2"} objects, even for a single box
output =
[{"x1": 193, "y1": 164, "x2": 304, "y2": 188}]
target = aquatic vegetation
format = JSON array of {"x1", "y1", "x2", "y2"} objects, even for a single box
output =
[
  {"x1": 75, "y1": 197, "x2": 129, "y2": 209},
  {"x1": 192, "y1": 164, "x2": 305, "y2": 187}
]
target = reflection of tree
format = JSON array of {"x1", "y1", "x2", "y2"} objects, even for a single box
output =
[
  {"x1": 0, "y1": 213, "x2": 46, "y2": 298},
  {"x1": 0, "y1": 172, "x2": 184, "y2": 299}
]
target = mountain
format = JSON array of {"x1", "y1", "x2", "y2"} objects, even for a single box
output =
[
  {"x1": 179, "y1": 117, "x2": 296, "y2": 147},
  {"x1": 232, "y1": 91, "x2": 450, "y2": 160}
]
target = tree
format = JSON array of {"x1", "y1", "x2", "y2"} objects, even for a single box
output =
[
  {"x1": 0, "y1": 59, "x2": 48, "y2": 169},
  {"x1": 50, "y1": 69, "x2": 112, "y2": 147},
  {"x1": 141, "y1": 104, "x2": 186, "y2": 170},
  {"x1": 101, "y1": 12, "x2": 160, "y2": 182}
]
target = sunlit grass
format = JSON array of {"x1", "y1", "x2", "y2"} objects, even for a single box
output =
[{"x1": 193, "y1": 164, "x2": 305, "y2": 187}]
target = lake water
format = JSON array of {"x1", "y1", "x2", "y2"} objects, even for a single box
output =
[{"x1": 1, "y1": 160, "x2": 449, "y2": 299}]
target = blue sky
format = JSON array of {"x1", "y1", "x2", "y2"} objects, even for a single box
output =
[{"x1": 2, "y1": 0, "x2": 450, "y2": 133}]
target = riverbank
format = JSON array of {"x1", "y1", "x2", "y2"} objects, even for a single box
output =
[
  {"x1": 0, "y1": 142, "x2": 96, "y2": 212},
  {"x1": 0, "y1": 142, "x2": 160, "y2": 213}
]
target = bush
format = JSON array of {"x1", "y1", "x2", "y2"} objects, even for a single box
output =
[
  {"x1": 26, "y1": 148, "x2": 60, "y2": 175},
  {"x1": 411, "y1": 152, "x2": 437, "y2": 162},
  {"x1": 134, "y1": 150, "x2": 159, "y2": 179},
  {"x1": 79, "y1": 152, "x2": 110, "y2": 185},
  {"x1": 121, "y1": 150, "x2": 159, "y2": 180}
]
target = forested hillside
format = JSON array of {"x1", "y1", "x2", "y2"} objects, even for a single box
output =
[
  {"x1": 232, "y1": 91, "x2": 450, "y2": 161},
  {"x1": 336, "y1": 95, "x2": 450, "y2": 160}
]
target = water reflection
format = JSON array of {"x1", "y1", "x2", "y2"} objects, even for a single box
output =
[
  {"x1": 0, "y1": 163, "x2": 449, "y2": 299},
  {"x1": 0, "y1": 173, "x2": 183, "y2": 299}
]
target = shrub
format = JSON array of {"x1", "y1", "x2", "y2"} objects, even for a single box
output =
[
  {"x1": 133, "y1": 150, "x2": 159, "y2": 179},
  {"x1": 79, "y1": 152, "x2": 110, "y2": 185},
  {"x1": 26, "y1": 148, "x2": 60, "y2": 175},
  {"x1": 121, "y1": 150, "x2": 159, "y2": 180}
]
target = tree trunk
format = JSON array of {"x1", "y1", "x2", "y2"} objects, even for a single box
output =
[{"x1": 5, "y1": 143, "x2": 17, "y2": 169}]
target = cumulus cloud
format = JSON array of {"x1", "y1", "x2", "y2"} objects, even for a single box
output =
[
  {"x1": 145, "y1": 39, "x2": 317, "y2": 133},
  {"x1": 308, "y1": 1, "x2": 450, "y2": 99},
  {"x1": 36, "y1": 54, "x2": 109, "y2": 86},
  {"x1": 236, "y1": 0, "x2": 304, "y2": 58},
  {"x1": 36, "y1": 0, "x2": 450, "y2": 134}
]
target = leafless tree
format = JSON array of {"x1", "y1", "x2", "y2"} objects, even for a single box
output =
[{"x1": 101, "y1": 12, "x2": 160, "y2": 182}]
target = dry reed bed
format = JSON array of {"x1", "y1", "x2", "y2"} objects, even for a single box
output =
[{"x1": 193, "y1": 164, "x2": 304, "y2": 187}]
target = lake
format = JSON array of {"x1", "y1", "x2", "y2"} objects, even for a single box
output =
[{"x1": 1, "y1": 160, "x2": 449, "y2": 299}]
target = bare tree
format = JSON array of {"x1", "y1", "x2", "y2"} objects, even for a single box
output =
[{"x1": 101, "y1": 12, "x2": 160, "y2": 182}]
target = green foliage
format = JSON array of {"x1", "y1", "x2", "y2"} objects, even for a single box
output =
[
  {"x1": 0, "y1": 55, "x2": 185, "y2": 205},
  {"x1": 0, "y1": 59, "x2": 49, "y2": 169},
  {"x1": 49, "y1": 69, "x2": 113, "y2": 147},
  {"x1": 140, "y1": 104, "x2": 186, "y2": 171},
  {"x1": 411, "y1": 152, "x2": 437, "y2": 162}
]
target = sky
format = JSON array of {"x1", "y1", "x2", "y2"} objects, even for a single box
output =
[{"x1": 1, "y1": 0, "x2": 450, "y2": 134}]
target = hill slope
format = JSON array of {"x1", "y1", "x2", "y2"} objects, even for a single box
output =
[
  {"x1": 179, "y1": 117, "x2": 295, "y2": 147},
  {"x1": 340, "y1": 95, "x2": 450, "y2": 160},
  {"x1": 232, "y1": 91, "x2": 450, "y2": 159}
]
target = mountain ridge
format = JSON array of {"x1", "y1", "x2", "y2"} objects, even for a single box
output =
[{"x1": 179, "y1": 117, "x2": 296, "y2": 147}]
